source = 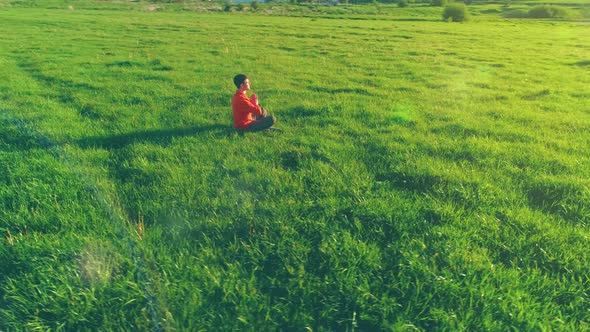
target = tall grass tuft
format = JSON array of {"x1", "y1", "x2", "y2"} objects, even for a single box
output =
[
  {"x1": 6, "y1": 230, "x2": 14, "y2": 246},
  {"x1": 137, "y1": 212, "x2": 145, "y2": 240}
]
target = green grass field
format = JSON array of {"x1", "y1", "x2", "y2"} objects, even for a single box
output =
[{"x1": 0, "y1": 0, "x2": 589, "y2": 330}]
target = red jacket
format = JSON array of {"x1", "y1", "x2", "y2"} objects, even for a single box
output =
[{"x1": 232, "y1": 92, "x2": 262, "y2": 129}]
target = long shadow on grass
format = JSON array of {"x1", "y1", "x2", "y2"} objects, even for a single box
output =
[
  {"x1": 0, "y1": 112, "x2": 57, "y2": 151},
  {"x1": 76, "y1": 124, "x2": 232, "y2": 149}
]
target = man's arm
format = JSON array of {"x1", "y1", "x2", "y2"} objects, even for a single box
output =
[{"x1": 239, "y1": 94, "x2": 262, "y2": 116}]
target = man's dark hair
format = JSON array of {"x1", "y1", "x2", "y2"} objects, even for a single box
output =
[{"x1": 233, "y1": 74, "x2": 248, "y2": 89}]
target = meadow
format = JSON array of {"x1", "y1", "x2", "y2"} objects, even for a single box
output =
[{"x1": 0, "y1": 0, "x2": 589, "y2": 330}]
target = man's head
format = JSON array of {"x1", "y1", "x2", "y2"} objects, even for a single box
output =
[{"x1": 233, "y1": 74, "x2": 250, "y2": 90}]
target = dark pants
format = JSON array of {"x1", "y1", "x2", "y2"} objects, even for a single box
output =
[{"x1": 247, "y1": 115, "x2": 276, "y2": 132}]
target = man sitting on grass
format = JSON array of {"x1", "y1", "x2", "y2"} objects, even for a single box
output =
[{"x1": 232, "y1": 74, "x2": 276, "y2": 132}]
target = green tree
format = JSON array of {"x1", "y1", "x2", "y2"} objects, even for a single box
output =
[{"x1": 442, "y1": 3, "x2": 469, "y2": 21}]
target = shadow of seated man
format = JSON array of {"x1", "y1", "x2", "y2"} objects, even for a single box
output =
[{"x1": 232, "y1": 74, "x2": 277, "y2": 132}]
